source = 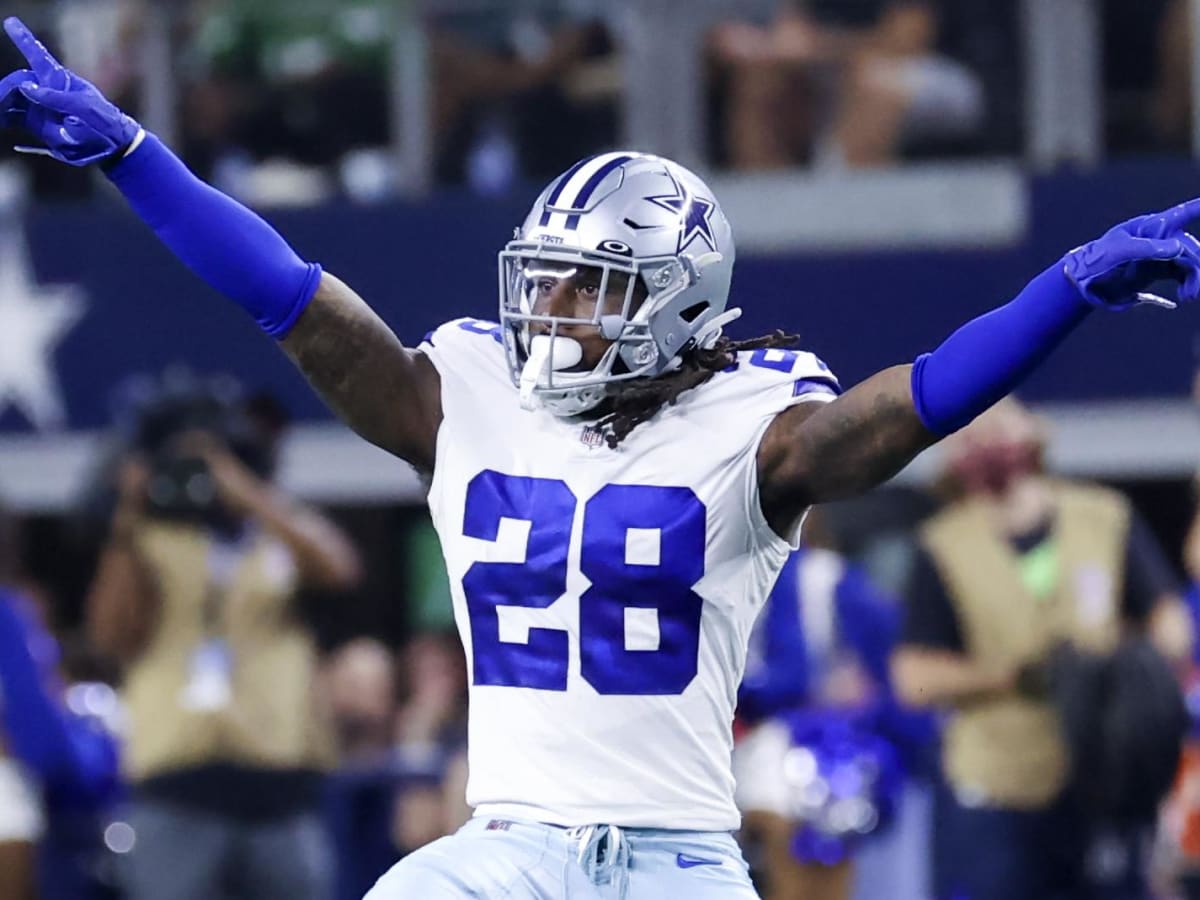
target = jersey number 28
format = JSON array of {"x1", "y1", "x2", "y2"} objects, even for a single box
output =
[{"x1": 462, "y1": 470, "x2": 705, "y2": 695}]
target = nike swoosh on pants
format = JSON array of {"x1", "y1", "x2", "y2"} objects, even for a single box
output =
[{"x1": 676, "y1": 853, "x2": 723, "y2": 869}]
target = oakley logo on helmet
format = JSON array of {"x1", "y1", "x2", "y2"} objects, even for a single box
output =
[{"x1": 598, "y1": 239, "x2": 632, "y2": 256}]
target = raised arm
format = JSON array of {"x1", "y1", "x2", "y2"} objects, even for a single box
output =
[
  {"x1": 280, "y1": 273, "x2": 441, "y2": 470},
  {"x1": 0, "y1": 18, "x2": 441, "y2": 470},
  {"x1": 759, "y1": 200, "x2": 1200, "y2": 531}
]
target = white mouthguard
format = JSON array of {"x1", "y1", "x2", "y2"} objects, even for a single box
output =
[{"x1": 519, "y1": 334, "x2": 584, "y2": 410}]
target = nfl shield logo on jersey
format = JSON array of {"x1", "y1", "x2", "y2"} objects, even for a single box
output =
[{"x1": 580, "y1": 424, "x2": 606, "y2": 448}]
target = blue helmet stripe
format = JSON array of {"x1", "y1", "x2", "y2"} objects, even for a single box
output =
[
  {"x1": 538, "y1": 155, "x2": 597, "y2": 226},
  {"x1": 563, "y1": 154, "x2": 635, "y2": 230}
]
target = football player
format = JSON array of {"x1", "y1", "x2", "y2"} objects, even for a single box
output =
[{"x1": 2, "y1": 16, "x2": 1199, "y2": 899}]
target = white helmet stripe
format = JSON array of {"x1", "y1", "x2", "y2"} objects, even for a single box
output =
[
  {"x1": 558, "y1": 152, "x2": 637, "y2": 210},
  {"x1": 539, "y1": 151, "x2": 640, "y2": 228},
  {"x1": 538, "y1": 154, "x2": 596, "y2": 226},
  {"x1": 562, "y1": 154, "x2": 637, "y2": 229}
]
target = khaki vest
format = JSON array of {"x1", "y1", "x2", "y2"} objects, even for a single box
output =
[
  {"x1": 921, "y1": 481, "x2": 1127, "y2": 809},
  {"x1": 122, "y1": 522, "x2": 333, "y2": 781}
]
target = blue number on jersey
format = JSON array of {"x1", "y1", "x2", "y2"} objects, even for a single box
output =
[
  {"x1": 580, "y1": 485, "x2": 705, "y2": 694},
  {"x1": 457, "y1": 319, "x2": 503, "y2": 344},
  {"x1": 748, "y1": 347, "x2": 798, "y2": 372},
  {"x1": 462, "y1": 472, "x2": 707, "y2": 695},
  {"x1": 749, "y1": 347, "x2": 839, "y2": 396},
  {"x1": 463, "y1": 471, "x2": 575, "y2": 690}
]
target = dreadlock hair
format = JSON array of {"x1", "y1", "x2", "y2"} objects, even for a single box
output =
[{"x1": 596, "y1": 329, "x2": 802, "y2": 448}]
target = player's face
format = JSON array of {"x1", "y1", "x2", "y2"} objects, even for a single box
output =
[{"x1": 526, "y1": 263, "x2": 643, "y2": 369}]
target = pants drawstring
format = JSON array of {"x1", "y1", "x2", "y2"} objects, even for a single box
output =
[{"x1": 566, "y1": 824, "x2": 630, "y2": 897}]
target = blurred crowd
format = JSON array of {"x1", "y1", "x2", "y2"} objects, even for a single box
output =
[
  {"x1": 5, "y1": 371, "x2": 1200, "y2": 900},
  {"x1": 0, "y1": 374, "x2": 473, "y2": 900},
  {"x1": 0, "y1": 0, "x2": 1194, "y2": 203},
  {"x1": 7, "y1": 2, "x2": 1200, "y2": 899}
]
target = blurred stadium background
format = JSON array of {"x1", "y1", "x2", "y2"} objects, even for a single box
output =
[{"x1": 5, "y1": 1, "x2": 1200, "y2": 898}]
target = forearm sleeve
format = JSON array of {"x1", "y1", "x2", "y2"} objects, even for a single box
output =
[
  {"x1": 105, "y1": 133, "x2": 322, "y2": 337},
  {"x1": 910, "y1": 264, "x2": 1090, "y2": 435}
]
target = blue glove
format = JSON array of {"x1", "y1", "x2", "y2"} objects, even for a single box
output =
[
  {"x1": 1063, "y1": 198, "x2": 1200, "y2": 310},
  {"x1": 0, "y1": 18, "x2": 319, "y2": 336},
  {"x1": 0, "y1": 16, "x2": 140, "y2": 166}
]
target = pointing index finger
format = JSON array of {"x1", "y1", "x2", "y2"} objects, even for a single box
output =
[
  {"x1": 3, "y1": 17, "x2": 65, "y2": 87},
  {"x1": 1156, "y1": 197, "x2": 1200, "y2": 233}
]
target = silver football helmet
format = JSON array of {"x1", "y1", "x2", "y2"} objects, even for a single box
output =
[{"x1": 499, "y1": 151, "x2": 738, "y2": 417}]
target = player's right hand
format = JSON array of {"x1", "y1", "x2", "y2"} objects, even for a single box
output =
[{"x1": 0, "y1": 16, "x2": 140, "y2": 166}]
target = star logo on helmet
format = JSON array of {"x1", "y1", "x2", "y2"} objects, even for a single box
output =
[{"x1": 644, "y1": 173, "x2": 718, "y2": 255}]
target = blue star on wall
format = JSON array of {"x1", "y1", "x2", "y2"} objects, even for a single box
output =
[{"x1": 644, "y1": 173, "x2": 718, "y2": 255}]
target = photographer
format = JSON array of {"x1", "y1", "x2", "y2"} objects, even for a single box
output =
[
  {"x1": 892, "y1": 398, "x2": 1190, "y2": 900},
  {"x1": 85, "y1": 383, "x2": 362, "y2": 900}
]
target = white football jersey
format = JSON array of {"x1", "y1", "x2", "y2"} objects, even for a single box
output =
[{"x1": 419, "y1": 318, "x2": 838, "y2": 830}]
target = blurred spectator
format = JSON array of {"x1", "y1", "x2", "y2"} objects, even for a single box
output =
[
  {"x1": 0, "y1": 500, "x2": 124, "y2": 900},
  {"x1": 53, "y1": 0, "x2": 141, "y2": 103},
  {"x1": 709, "y1": 0, "x2": 1002, "y2": 170},
  {"x1": 392, "y1": 631, "x2": 467, "y2": 760},
  {"x1": 391, "y1": 630, "x2": 469, "y2": 852},
  {"x1": 892, "y1": 398, "x2": 1191, "y2": 900},
  {"x1": 178, "y1": 0, "x2": 391, "y2": 197},
  {"x1": 1149, "y1": 0, "x2": 1192, "y2": 154},
  {"x1": 323, "y1": 632, "x2": 467, "y2": 900},
  {"x1": 734, "y1": 513, "x2": 931, "y2": 900},
  {"x1": 174, "y1": 0, "x2": 619, "y2": 198},
  {"x1": 84, "y1": 379, "x2": 362, "y2": 900},
  {"x1": 1096, "y1": 0, "x2": 1184, "y2": 155},
  {"x1": 321, "y1": 637, "x2": 401, "y2": 900},
  {"x1": 426, "y1": 1, "x2": 619, "y2": 191},
  {"x1": 324, "y1": 637, "x2": 398, "y2": 765}
]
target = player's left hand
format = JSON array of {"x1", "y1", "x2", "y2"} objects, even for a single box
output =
[
  {"x1": 0, "y1": 16, "x2": 140, "y2": 166},
  {"x1": 1064, "y1": 197, "x2": 1200, "y2": 310}
]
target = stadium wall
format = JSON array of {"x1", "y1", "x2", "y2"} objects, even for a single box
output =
[{"x1": 3, "y1": 159, "x2": 1200, "y2": 507}]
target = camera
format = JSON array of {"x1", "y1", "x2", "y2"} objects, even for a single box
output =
[
  {"x1": 145, "y1": 455, "x2": 218, "y2": 522},
  {"x1": 131, "y1": 383, "x2": 276, "y2": 528}
]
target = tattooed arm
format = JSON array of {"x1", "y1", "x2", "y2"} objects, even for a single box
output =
[
  {"x1": 757, "y1": 365, "x2": 936, "y2": 535},
  {"x1": 281, "y1": 272, "x2": 443, "y2": 472},
  {"x1": 752, "y1": 192, "x2": 1200, "y2": 537}
]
